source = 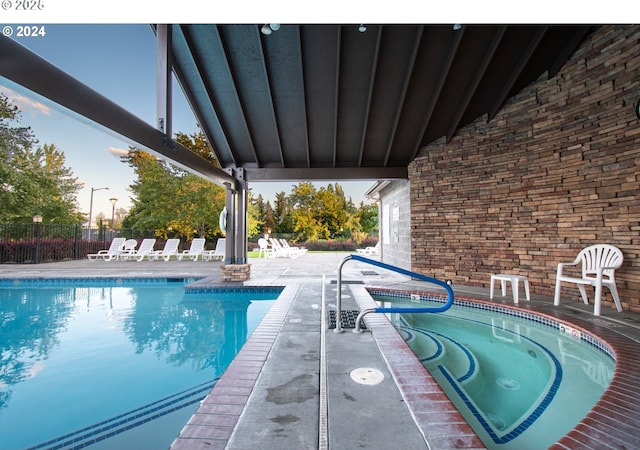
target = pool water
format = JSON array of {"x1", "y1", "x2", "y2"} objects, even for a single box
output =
[
  {"x1": 0, "y1": 279, "x2": 280, "y2": 449},
  {"x1": 373, "y1": 294, "x2": 615, "y2": 450}
]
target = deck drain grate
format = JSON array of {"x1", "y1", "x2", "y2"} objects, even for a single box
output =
[
  {"x1": 328, "y1": 310, "x2": 367, "y2": 330},
  {"x1": 361, "y1": 270, "x2": 378, "y2": 276},
  {"x1": 329, "y1": 280, "x2": 364, "y2": 284}
]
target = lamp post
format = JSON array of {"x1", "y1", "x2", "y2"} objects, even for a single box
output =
[
  {"x1": 88, "y1": 186, "x2": 109, "y2": 241},
  {"x1": 109, "y1": 197, "x2": 118, "y2": 231},
  {"x1": 33, "y1": 214, "x2": 42, "y2": 264}
]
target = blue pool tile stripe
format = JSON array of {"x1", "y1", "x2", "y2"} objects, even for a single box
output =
[
  {"x1": 0, "y1": 277, "x2": 199, "y2": 286},
  {"x1": 377, "y1": 289, "x2": 570, "y2": 445},
  {"x1": 436, "y1": 330, "x2": 563, "y2": 444},
  {"x1": 399, "y1": 323, "x2": 476, "y2": 382},
  {"x1": 26, "y1": 378, "x2": 218, "y2": 450},
  {"x1": 184, "y1": 285, "x2": 285, "y2": 295}
]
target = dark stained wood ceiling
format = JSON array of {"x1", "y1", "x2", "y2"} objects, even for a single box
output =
[{"x1": 169, "y1": 24, "x2": 593, "y2": 181}]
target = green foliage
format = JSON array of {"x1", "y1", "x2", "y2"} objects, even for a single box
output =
[
  {"x1": 174, "y1": 130, "x2": 220, "y2": 167},
  {"x1": 122, "y1": 148, "x2": 226, "y2": 241},
  {"x1": 121, "y1": 130, "x2": 263, "y2": 241},
  {"x1": 273, "y1": 191, "x2": 294, "y2": 234},
  {"x1": 117, "y1": 128, "x2": 378, "y2": 244},
  {"x1": 0, "y1": 94, "x2": 82, "y2": 224},
  {"x1": 246, "y1": 193, "x2": 262, "y2": 239},
  {"x1": 266, "y1": 181, "x2": 378, "y2": 243}
]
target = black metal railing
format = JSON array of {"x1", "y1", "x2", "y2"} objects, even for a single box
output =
[{"x1": 0, "y1": 224, "x2": 155, "y2": 264}]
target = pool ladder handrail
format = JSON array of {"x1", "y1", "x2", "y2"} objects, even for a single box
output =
[{"x1": 335, "y1": 254, "x2": 455, "y2": 333}]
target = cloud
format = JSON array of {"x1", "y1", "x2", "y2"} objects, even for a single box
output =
[
  {"x1": 107, "y1": 146, "x2": 129, "y2": 158},
  {"x1": 0, "y1": 84, "x2": 51, "y2": 117}
]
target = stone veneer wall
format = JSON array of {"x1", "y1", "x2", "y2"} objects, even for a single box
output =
[{"x1": 410, "y1": 25, "x2": 640, "y2": 312}]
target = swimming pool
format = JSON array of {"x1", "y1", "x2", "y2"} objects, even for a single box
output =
[
  {"x1": 0, "y1": 278, "x2": 281, "y2": 449},
  {"x1": 370, "y1": 291, "x2": 615, "y2": 449}
]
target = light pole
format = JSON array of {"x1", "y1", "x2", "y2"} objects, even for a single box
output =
[
  {"x1": 88, "y1": 186, "x2": 109, "y2": 241},
  {"x1": 109, "y1": 197, "x2": 118, "y2": 231},
  {"x1": 33, "y1": 214, "x2": 42, "y2": 264}
]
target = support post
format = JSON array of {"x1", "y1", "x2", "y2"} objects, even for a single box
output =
[
  {"x1": 235, "y1": 170, "x2": 248, "y2": 264},
  {"x1": 220, "y1": 170, "x2": 250, "y2": 281},
  {"x1": 156, "y1": 24, "x2": 172, "y2": 137},
  {"x1": 224, "y1": 187, "x2": 235, "y2": 265}
]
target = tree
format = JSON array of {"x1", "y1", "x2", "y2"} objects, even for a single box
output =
[
  {"x1": 357, "y1": 202, "x2": 379, "y2": 234},
  {"x1": 346, "y1": 201, "x2": 379, "y2": 244},
  {"x1": 316, "y1": 183, "x2": 349, "y2": 238},
  {"x1": 252, "y1": 194, "x2": 276, "y2": 235},
  {"x1": 122, "y1": 129, "x2": 263, "y2": 241},
  {"x1": 122, "y1": 147, "x2": 225, "y2": 240},
  {"x1": 288, "y1": 182, "x2": 324, "y2": 241},
  {"x1": 17, "y1": 143, "x2": 82, "y2": 223},
  {"x1": 0, "y1": 94, "x2": 81, "y2": 223},
  {"x1": 174, "y1": 130, "x2": 220, "y2": 166},
  {"x1": 0, "y1": 93, "x2": 36, "y2": 161},
  {"x1": 273, "y1": 191, "x2": 294, "y2": 234},
  {"x1": 0, "y1": 92, "x2": 37, "y2": 221},
  {"x1": 263, "y1": 201, "x2": 276, "y2": 234},
  {"x1": 246, "y1": 193, "x2": 263, "y2": 239}
]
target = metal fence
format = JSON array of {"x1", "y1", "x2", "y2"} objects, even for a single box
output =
[{"x1": 0, "y1": 224, "x2": 155, "y2": 264}]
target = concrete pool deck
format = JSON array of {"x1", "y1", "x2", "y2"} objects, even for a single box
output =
[{"x1": 2, "y1": 253, "x2": 639, "y2": 449}]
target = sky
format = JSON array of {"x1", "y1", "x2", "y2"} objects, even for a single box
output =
[{"x1": 0, "y1": 23, "x2": 377, "y2": 221}]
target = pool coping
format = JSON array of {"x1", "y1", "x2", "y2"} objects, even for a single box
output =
[{"x1": 169, "y1": 283, "x2": 300, "y2": 450}]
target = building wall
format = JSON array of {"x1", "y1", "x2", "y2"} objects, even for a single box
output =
[
  {"x1": 409, "y1": 25, "x2": 640, "y2": 312},
  {"x1": 377, "y1": 180, "x2": 411, "y2": 270}
]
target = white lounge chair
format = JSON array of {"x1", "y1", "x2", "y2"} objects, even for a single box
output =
[
  {"x1": 122, "y1": 238, "x2": 156, "y2": 261},
  {"x1": 204, "y1": 238, "x2": 225, "y2": 261},
  {"x1": 269, "y1": 238, "x2": 291, "y2": 258},
  {"x1": 87, "y1": 237, "x2": 126, "y2": 261},
  {"x1": 280, "y1": 239, "x2": 307, "y2": 257},
  {"x1": 356, "y1": 241, "x2": 380, "y2": 257},
  {"x1": 150, "y1": 239, "x2": 181, "y2": 261},
  {"x1": 554, "y1": 244, "x2": 624, "y2": 316},
  {"x1": 177, "y1": 238, "x2": 206, "y2": 261}
]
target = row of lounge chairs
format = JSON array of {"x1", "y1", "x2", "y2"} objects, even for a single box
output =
[
  {"x1": 257, "y1": 238, "x2": 308, "y2": 259},
  {"x1": 87, "y1": 237, "x2": 226, "y2": 262},
  {"x1": 355, "y1": 241, "x2": 380, "y2": 257}
]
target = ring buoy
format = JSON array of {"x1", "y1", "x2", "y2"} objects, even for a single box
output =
[{"x1": 219, "y1": 206, "x2": 227, "y2": 235}]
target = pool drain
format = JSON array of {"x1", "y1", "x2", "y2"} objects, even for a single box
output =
[
  {"x1": 350, "y1": 367, "x2": 384, "y2": 385},
  {"x1": 496, "y1": 377, "x2": 520, "y2": 390}
]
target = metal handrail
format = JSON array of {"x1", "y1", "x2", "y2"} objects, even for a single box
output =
[{"x1": 335, "y1": 254, "x2": 454, "y2": 333}]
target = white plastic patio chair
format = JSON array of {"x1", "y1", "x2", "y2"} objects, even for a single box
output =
[
  {"x1": 87, "y1": 237, "x2": 126, "y2": 261},
  {"x1": 118, "y1": 239, "x2": 138, "y2": 260},
  {"x1": 177, "y1": 238, "x2": 206, "y2": 261},
  {"x1": 257, "y1": 238, "x2": 274, "y2": 258},
  {"x1": 150, "y1": 239, "x2": 181, "y2": 261},
  {"x1": 553, "y1": 244, "x2": 624, "y2": 316}
]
